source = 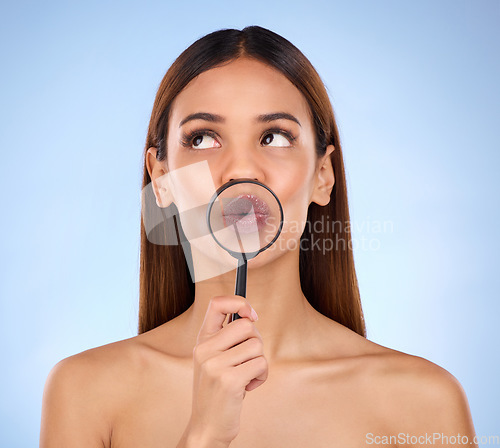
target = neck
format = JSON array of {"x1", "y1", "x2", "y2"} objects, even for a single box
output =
[{"x1": 180, "y1": 245, "x2": 322, "y2": 364}]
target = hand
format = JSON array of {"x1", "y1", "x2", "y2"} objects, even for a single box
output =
[{"x1": 187, "y1": 295, "x2": 268, "y2": 446}]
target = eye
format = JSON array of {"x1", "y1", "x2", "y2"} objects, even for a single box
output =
[
  {"x1": 191, "y1": 133, "x2": 220, "y2": 149},
  {"x1": 180, "y1": 129, "x2": 220, "y2": 151},
  {"x1": 261, "y1": 130, "x2": 295, "y2": 147}
]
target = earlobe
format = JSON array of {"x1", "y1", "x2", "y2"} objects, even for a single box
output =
[
  {"x1": 146, "y1": 147, "x2": 173, "y2": 208},
  {"x1": 311, "y1": 144, "x2": 335, "y2": 207}
]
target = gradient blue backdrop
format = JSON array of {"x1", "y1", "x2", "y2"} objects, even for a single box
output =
[{"x1": 1, "y1": 0, "x2": 498, "y2": 445}]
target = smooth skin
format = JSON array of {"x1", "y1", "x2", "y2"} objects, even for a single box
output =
[{"x1": 40, "y1": 58, "x2": 477, "y2": 447}]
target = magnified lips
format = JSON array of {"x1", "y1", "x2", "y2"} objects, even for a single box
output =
[{"x1": 223, "y1": 194, "x2": 270, "y2": 231}]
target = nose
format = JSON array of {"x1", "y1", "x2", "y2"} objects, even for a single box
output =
[{"x1": 220, "y1": 146, "x2": 265, "y2": 185}]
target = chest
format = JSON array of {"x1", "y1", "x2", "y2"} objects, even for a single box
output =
[
  {"x1": 109, "y1": 363, "x2": 392, "y2": 448},
  {"x1": 230, "y1": 381, "x2": 385, "y2": 448}
]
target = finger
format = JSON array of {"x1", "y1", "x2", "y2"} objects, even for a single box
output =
[
  {"x1": 216, "y1": 336, "x2": 264, "y2": 367},
  {"x1": 208, "y1": 317, "x2": 261, "y2": 353},
  {"x1": 246, "y1": 376, "x2": 266, "y2": 392},
  {"x1": 234, "y1": 356, "x2": 268, "y2": 391},
  {"x1": 198, "y1": 296, "x2": 258, "y2": 340}
]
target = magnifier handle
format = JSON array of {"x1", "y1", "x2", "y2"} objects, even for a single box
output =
[{"x1": 230, "y1": 261, "x2": 247, "y2": 322}]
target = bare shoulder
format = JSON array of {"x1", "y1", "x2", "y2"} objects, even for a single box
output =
[
  {"x1": 353, "y1": 337, "x2": 477, "y2": 441},
  {"x1": 40, "y1": 332, "x2": 164, "y2": 448},
  {"x1": 315, "y1": 319, "x2": 477, "y2": 442}
]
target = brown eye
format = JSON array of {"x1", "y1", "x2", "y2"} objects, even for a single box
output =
[
  {"x1": 262, "y1": 134, "x2": 274, "y2": 145},
  {"x1": 191, "y1": 133, "x2": 219, "y2": 149},
  {"x1": 262, "y1": 132, "x2": 292, "y2": 147}
]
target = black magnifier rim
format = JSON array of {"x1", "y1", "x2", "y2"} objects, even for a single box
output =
[{"x1": 206, "y1": 178, "x2": 284, "y2": 260}]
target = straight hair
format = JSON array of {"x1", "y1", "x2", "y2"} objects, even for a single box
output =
[{"x1": 139, "y1": 26, "x2": 366, "y2": 337}]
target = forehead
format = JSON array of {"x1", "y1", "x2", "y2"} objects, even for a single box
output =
[{"x1": 169, "y1": 57, "x2": 312, "y2": 128}]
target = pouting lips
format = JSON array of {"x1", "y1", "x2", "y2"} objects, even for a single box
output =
[{"x1": 222, "y1": 194, "x2": 270, "y2": 230}]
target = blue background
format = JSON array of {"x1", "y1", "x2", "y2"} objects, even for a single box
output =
[{"x1": 1, "y1": 0, "x2": 498, "y2": 445}]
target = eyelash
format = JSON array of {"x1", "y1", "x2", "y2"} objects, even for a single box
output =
[{"x1": 180, "y1": 127, "x2": 297, "y2": 150}]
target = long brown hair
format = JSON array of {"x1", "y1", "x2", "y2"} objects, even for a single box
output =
[{"x1": 139, "y1": 26, "x2": 366, "y2": 337}]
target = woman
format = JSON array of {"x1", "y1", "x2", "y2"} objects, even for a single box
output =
[{"x1": 40, "y1": 26, "x2": 477, "y2": 447}]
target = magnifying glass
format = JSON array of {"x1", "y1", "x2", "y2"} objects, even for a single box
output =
[{"x1": 206, "y1": 179, "x2": 284, "y2": 323}]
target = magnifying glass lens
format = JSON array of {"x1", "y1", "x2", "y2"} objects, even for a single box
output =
[{"x1": 208, "y1": 182, "x2": 282, "y2": 258}]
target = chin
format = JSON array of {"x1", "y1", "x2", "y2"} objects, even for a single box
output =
[{"x1": 246, "y1": 236, "x2": 301, "y2": 270}]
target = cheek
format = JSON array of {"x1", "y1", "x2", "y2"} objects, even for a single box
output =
[
  {"x1": 165, "y1": 157, "x2": 217, "y2": 213},
  {"x1": 275, "y1": 162, "x2": 315, "y2": 220},
  {"x1": 267, "y1": 162, "x2": 316, "y2": 251}
]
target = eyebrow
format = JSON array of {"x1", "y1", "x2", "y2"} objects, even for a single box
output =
[{"x1": 179, "y1": 112, "x2": 302, "y2": 128}]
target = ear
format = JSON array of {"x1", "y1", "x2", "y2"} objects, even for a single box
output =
[
  {"x1": 146, "y1": 147, "x2": 173, "y2": 208},
  {"x1": 310, "y1": 144, "x2": 335, "y2": 207}
]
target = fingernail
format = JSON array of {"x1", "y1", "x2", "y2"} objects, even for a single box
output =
[{"x1": 251, "y1": 308, "x2": 259, "y2": 321}]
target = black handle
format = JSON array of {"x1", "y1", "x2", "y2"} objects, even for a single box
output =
[{"x1": 229, "y1": 259, "x2": 247, "y2": 323}]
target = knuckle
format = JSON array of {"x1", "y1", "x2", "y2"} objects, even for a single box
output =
[
  {"x1": 248, "y1": 337, "x2": 263, "y2": 352},
  {"x1": 256, "y1": 355, "x2": 268, "y2": 370},
  {"x1": 207, "y1": 296, "x2": 220, "y2": 311},
  {"x1": 219, "y1": 370, "x2": 238, "y2": 391},
  {"x1": 203, "y1": 356, "x2": 217, "y2": 371},
  {"x1": 238, "y1": 317, "x2": 254, "y2": 334},
  {"x1": 212, "y1": 295, "x2": 230, "y2": 304},
  {"x1": 200, "y1": 357, "x2": 218, "y2": 377},
  {"x1": 211, "y1": 295, "x2": 224, "y2": 303},
  {"x1": 210, "y1": 295, "x2": 248, "y2": 315}
]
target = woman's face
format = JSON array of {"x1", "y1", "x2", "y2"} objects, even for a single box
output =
[{"x1": 151, "y1": 57, "x2": 334, "y2": 271}]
